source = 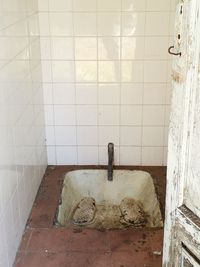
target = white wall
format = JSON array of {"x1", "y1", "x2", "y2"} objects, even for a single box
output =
[
  {"x1": 39, "y1": 0, "x2": 175, "y2": 166},
  {"x1": 0, "y1": 0, "x2": 47, "y2": 266}
]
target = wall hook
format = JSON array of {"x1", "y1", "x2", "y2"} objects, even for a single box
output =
[{"x1": 168, "y1": 46, "x2": 182, "y2": 56}]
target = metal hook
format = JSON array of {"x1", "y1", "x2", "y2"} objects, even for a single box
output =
[{"x1": 168, "y1": 46, "x2": 182, "y2": 56}]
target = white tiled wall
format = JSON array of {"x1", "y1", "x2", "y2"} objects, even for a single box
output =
[
  {"x1": 0, "y1": 1, "x2": 47, "y2": 266},
  {"x1": 39, "y1": 0, "x2": 175, "y2": 166}
]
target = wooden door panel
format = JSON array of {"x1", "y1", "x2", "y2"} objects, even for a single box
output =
[
  {"x1": 163, "y1": 0, "x2": 200, "y2": 266},
  {"x1": 184, "y1": 60, "x2": 200, "y2": 217},
  {"x1": 181, "y1": 248, "x2": 200, "y2": 267}
]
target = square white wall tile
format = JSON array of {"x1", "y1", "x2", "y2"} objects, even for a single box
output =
[
  {"x1": 121, "y1": 84, "x2": 143, "y2": 105},
  {"x1": 54, "y1": 105, "x2": 76, "y2": 125},
  {"x1": 47, "y1": 146, "x2": 57, "y2": 165},
  {"x1": 166, "y1": 83, "x2": 172, "y2": 105},
  {"x1": 120, "y1": 147, "x2": 141, "y2": 165},
  {"x1": 98, "y1": 84, "x2": 120, "y2": 105},
  {"x1": 167, "y1": 60, "x2": 173, "y2": 83},
  {"x1": 39, "y1": 13, "x2": 50, "y2": 36},
  {"x1": 75, "y1": 37, "x2": 97, "y2": 60},
  {"x1": 145, "y1": 12, "x2": 170, "y2": 36},
  {"x1": 55, "y1": 126, "x2": 76, "y2": 145},
  {"x1": 41, "y1": 61, "x2": 52, "y2": 82},
  {"x1": 143, "y1": 83, "x2": 166, "y2": 104},
  {"x1": 49, "y1": 13, "x2": 73, "y2": 36},
  {"x1": 122, "y1": 37, "x2": 144, "y2": 60},
  {"x1": 165, "y1": 105, "x2": 171, "y2": 126},
  {"x1": 52, "y1": 61, "x2": 75, "y2": 82},
  {"x1": 144, "y1": 61, "x2": 168, "y2": 83},
  {"x1": 142, "y1": 147, "x2": 163, "y2": 166},
  {"x1": 52, "y1": 37, "x2": 74, "y2": 60},
  {"x1": 49, "y1": 0, "x2": 72, "y2": 11},
  {"x1": 77, "y1": 126, "x2": 98, "y2": 145},
  {"x1": 164, "y1": 126, "x2": 169, "y2": 146},
  {"x1": 121, "y1": 106, "x2": 142, "y2": 125},
  {"x1": 146, "y1": 0, "x2": 171, "y2": 11},
  {"x1": 144, "y1": 37, "x2": 169, "y2": 60},
  {"x1": 98, "y1": 105, "x2": 120, "y2": 126},
  {"x1": 44, "y1": 105, "x2": 54, "y2": 125},
  {"x1": 76, "y1": 105, "x2": 98, "y2": 125},
  {"x1": 120, "y1": 126, "x2": 142, "y2": 146},
  {"x1": 76, "y1": 84, "x2": 98, "y2": 105},
  {"x1": 43, "y1": 83, "x2": 53, "y2": 104},
  {"x1": 98, "y1": 37, "x2": 120, "y2": 60},
  {"x1": 98, "y1": 13, "x2": 121, "y2": 36},
  {"x1": 98, "y1": 61, "x2": 120, "y2": 82},
  {"x1": 45, "y1": 126, "x2": 55, "y2": 145},
  {"x1": 74, "y1": 13, "x2": 97, "y2": 36},
  {"x1": 38, "y1": 0, "x2": 49, "y2": 11},
  {"x1": 78, "y1": 146, "x2": 98, "y2": 165},
  {"x1": 121, "y1": 61, "x2": 143, "y2": 82},
  {"x1": 122, "y1": 0, "x2": 146, "y2": 11},
  {"x1": 97, "y1": 0, "x2": 121, "y2": 11},
  {"x1": 163, "y1": 147, "x2": 168, "y2": 166},
  {"x1": 56, "y1": 146, "x2": 77, "y2": 165},
  {"x1": 76, "y1": 61, "x2": 97, "y2": 82},
  {"x1": 40, "y1": 38, "x2": 51, "y2": 60},
  {"x1": 99, "y1": 126, "x2": 119, "y2": 146},
  {"x1": 122, "y1": 12, "x2": 145, "y2": 36},
  {"x1": 53, "y1": 83, "x2": 75, "y2": 104},
  {"x1": 142, "y1": 127, "x2": 164, "y2": 146},
  {"x1": 170, "y1": 0, "x2": 176, "y2": 11},
  {"x1": 73, "y1": 0, "x2": 96, "y2": 11},
  {"x1": 143, "y1": 106, "x2": 165, "y2": 126}
]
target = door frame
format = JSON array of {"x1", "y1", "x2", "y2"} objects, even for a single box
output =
[{"x1": 163, "y1": 0, "x2": 200, "y2": 266}]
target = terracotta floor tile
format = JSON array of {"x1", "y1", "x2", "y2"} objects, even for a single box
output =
[
  {"x1": 34, "y1": 178, "x2": 62, "y2": 206},
  {"x1": 15, "y1": 252, "x2": 71, "y2": 267},
  {"x1": 110, "y1": 251, "x2": 153, "y2": 267},
  {"x1": 152, "y1": 256, "x2": 162, "y2": 267},
  {"x1": 68, "y1": 252, "x2": 111, "y2": 267},
  {"x1": 18, "y1": 229, "x2": 33, "y2": 252},
  {"x1": 15, "y1": 251, "x2": 111, "y2": 267},
  {"x1": 28, "y1": 203, "x2": 57, "y2": 228},
  {"x1": 148, "y1": 229, "x2": 163, "y2": 252},
  {"x1": 70, "y1": 229, "x2": 109, "y2": 252},
  {"x1": 108, "y1": 229, "x2": 151, "y2": 252},
  {"x1": 27, "y1": 228, "x2": 72, "y2": 252}
]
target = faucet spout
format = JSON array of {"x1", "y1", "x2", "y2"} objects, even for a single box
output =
[{"x1": 107, "y1": 143, "x2": 114, "y2": 181}]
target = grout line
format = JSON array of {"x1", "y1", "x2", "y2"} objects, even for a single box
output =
[
  {"x1": 96, "y1": 0, "x2": 100, "y2": 165},
  {"x1": 140, "y1": 0, "x2": 148, "y2": 166},
  {"x1": 71, "y1": 0, "x2": 79, "y2": 165},
  {"x1": 38, "y1": 10, "x2": 175, "y2": 14},
  {"x1": 162, "y1": 1, "x2": 175, "y2": 166},
  {"x1": 118, "y1": 0, "x2": 123, "y2": 165},
  {"x1": 47, "y1": 0, "x2": 57, "y2": 165},
  {"x1": 47, "y1": 124, "x2": 168, "y2": 126},
  {"x1": 45, "y1": 103, "x2": 170, "y2": 106},
  {"x1": 44, "y1": 144, "x2": 166, "y2": 148}
]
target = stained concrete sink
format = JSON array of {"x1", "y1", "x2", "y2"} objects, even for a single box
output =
[{"x1": 57, "y1": 170, "x2": 163, "y2": 229}]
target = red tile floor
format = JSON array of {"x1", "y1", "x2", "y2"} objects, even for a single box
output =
[{"x1": 14, "y1": 166, "x2": 166, "y2": 267}]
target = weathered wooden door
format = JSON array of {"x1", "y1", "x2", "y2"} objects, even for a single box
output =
[{"x1": 163, "y1": 0, "x2": 200, "y2": 266}]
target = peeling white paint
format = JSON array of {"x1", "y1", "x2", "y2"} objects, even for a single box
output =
[{"x1": 163, "y1": 0, "x2": 200, "y2": 265}]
